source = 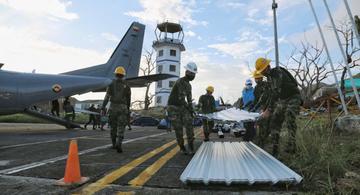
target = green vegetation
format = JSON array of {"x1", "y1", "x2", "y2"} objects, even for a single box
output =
[
  {"x1": 0, "y1": 113, "x2": 90, "y2": 124},
  {"x1": 0, "y1": 114, "x2": 48, "y2": 123},
  {"x1": 275, "y1": 115, "x2": 360, "y2": 194},
  {"x1": 134, "y1": 107, "x2": 166, "y2": 119}
]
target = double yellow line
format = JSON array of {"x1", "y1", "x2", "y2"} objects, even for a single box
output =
[{"x1": 79, "y1": 130, "x2": 201, "y2": 195}]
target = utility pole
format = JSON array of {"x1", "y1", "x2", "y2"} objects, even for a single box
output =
[
  {"x1": 272, "y1": 0, "x2": 280, "y2": 67},
  {"x1": 323, "y1": 0, "x2": 360, "y2": 110},
  {"x1": 308, "y1": 0, "x2": 348, "y2": 115}
]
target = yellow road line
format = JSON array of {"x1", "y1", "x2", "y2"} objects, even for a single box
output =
[
  {"x1": 129, "y1": 145, "x2": 179, "y2": 186},
  {"x1": 129, "y1": 131, "x2": 202, "y2": 187},
  {"x1": 79, "y1": 139, "x2": 177, "y2": 195},
  {"x1": 117, "y1": 191, "x2": 135, "y2": 195}
]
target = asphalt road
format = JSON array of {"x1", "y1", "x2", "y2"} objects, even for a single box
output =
[{"x1": 0, "y1": 123, "x2": 294, "y2": 195}]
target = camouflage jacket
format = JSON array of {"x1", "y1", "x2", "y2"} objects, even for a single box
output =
[
  {"x1": 198, "y1": 94, "x2": 216, "y2": 114},
  {"x1": 102, "y1": 78, "x2": 131, "y2": 109},
  {"x1": 266, "y1": 67, "x2": 300, "y2": 111},
  {"x1": 168, "y1": 77, "x2": 192, "y2": 109},
  {"x1": 253, "y1": 81, "x2": 270, "y2": 111}
]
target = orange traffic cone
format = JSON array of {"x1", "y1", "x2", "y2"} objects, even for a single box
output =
[{"x1": 57, "y1": 139, "x2": 89, "y2": 186}]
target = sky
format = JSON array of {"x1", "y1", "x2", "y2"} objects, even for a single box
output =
[{"x1": 0, "y1": 0, "x2": 359, "y2": 105}]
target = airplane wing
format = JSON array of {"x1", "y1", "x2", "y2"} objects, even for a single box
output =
[
  {"x1": 75, "y1": 109, "x2": 100, "y2": 115},
  {"x1": 126, "y1": 73, "x2": 178, "y2": 87},
  {"x1": 92, "y1": 73, "x2": 177, "y2": 92}
]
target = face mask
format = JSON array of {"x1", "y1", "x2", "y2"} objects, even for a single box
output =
[
  {"x1": 116, "y1": 74, "x2": 124, "y2": 80},
  {"x1": 246, "y1": 85, "x2": 252, "y2": 89},
  {"x1": 186, "y1": 74, "x2": 195, "y2": 81}
]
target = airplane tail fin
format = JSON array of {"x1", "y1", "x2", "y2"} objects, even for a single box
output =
[{"x1": 63, "y1": 22, "x2": 145, "y2": 79}]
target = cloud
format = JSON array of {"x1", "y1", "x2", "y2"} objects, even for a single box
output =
[
  {"x1": 101, "y1": 32, "x2": 120, "y2": 43},
  {"x1": 0, "y1": 25, "x2": 109, "y2": 74},
  {"x1": 289, "y1": 0, "x2": 360, "y2": 51},
  {"x1": 0, "y1": 0, "x2": 78, "y2": 20},
  {"x1": 125, "y1": 0, "x2": 206, "y2": 26},
  {"x1": 185, "y1": 30, "x2": 196, "y2": 37},
  {"x1": 208, "y1": 30, "x2": 273, "y2": 60},
  {"x1": 244, "y1": 0, "x2": 304, "y2": 26},
  {"x1": 182, "y1": 50, "x2": 252, "y2": 103},
  {"x1": 222, "y1": 1, "x2": 245, "y2": 9},
  {"x1": 248, "y1": 8, "x2": 259, "y2": 18}
]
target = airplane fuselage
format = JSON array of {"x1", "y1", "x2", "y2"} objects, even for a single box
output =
[{"x1": 0, "y1": 70, "x2": 111, "y2": 115}]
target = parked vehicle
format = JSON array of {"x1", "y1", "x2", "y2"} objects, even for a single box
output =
[
  {"x1": 131, "y1": 116, "x2": 159, "y2": 126},
  {"x1": 157, "y1": 118, "x2": 169, "y2": 129}
]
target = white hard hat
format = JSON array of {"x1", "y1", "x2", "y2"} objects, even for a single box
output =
[{"x1": 184, "y1": 62, "x2": 198, "y2": 74}]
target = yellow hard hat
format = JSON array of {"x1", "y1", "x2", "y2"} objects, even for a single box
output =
[
  {"x1": 255, "y1": 57, "x2": 271, "y2": 74},
  {"x1": 252, "y1": 71, "x2": 264, "y2": 79},
  {"x1": 206, "y1": 86, "x2": 214, "y2": 93},
  {"x1": 114, "y1": 66, "x2": 126, "y2": 75}
]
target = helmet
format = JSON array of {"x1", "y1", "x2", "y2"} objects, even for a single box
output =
[
  {"x1": 184, "y1": 62, "x2": 198, "y2": 74},
  {"x1": 206, "y1": 86, "x2": 214, "y2": 93},
  {"x1": 255, "y1": 57, "x2": 271, "y2": 74},
  {"x1": 245, "y1": 79, "x2": 252, "y2": 85},
  {"x1": 252, "y1": 71, "x2": 264, "y2": 79},
  {"x1": 114, "y1": 66, "x2": 126, "y2": 75}
]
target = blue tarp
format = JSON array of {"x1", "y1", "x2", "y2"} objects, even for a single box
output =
[{"x1": 344, "y1": 79, "x2": 360, "y2": 97}]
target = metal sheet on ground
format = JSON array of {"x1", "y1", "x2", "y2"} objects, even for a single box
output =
[{"x1": 180, "y1": 142, "x2": 303, "y2": 185}]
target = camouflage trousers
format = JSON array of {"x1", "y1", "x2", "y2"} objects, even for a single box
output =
[
  {"x1": 269, "y1": 94, "x2": 302, "y2": 156},
  {"x1": 167, "y1": 105, "x2": 194, "y2": 147},
  {"x1": 202, "y1": 119, "x2": 214, "y2": 139},
  {"x1": 109, "y1": 104, "x2": 129, "y2": 145},
  {"x1": 256, "y1": 117, "x2": 271, "y2": 148}
]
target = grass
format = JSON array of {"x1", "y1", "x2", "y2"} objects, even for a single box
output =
[
  {"x1": 0, "y1": 113, "x2": 91, "y2": 124},
  {"x1": 272, "y1": 114, "x2": 360, "y2": 194}
]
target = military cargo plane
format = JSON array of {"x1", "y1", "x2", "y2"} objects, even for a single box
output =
[{"x1": 0, "y1": 22, "x2": 174, "y2": 127}]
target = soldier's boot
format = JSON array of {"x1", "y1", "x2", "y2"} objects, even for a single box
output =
[
  {"x1": 179, "y1": 145, "x2": 187, "y2": 155},
  {"x1": 111, "y1": 137, "x2": 116, "y2": 149},
  {"x1": 204, "y1": 133, "x2": 210, "y2": 142},
  {"x1": 188, "y1": 142, "x2": 195, "y2": 155},
  {"x1": 116, "y1": 137, "x2": 123, "y2": 153}
]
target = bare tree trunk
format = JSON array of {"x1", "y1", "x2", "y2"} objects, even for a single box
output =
[
  {"x1": 340, "y1": 67, "x2": 347, "y2": 91},
  {"x1": 144, "y1": 84, "x2": 151, "y2": 110}
]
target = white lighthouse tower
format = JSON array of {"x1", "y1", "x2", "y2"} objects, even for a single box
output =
[{"x1": 153, "y1": 21, "x2": 185, "y2": 107}]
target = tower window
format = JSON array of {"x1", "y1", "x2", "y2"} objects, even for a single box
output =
[
  {"x1": 169, "y1": 65, "x2": 176, "y2": 72},
  {"x1": 158, "y1": 65, "x2": 163, "y2": 73},
  {"x1": 170, "y1": 49, "x2": 176, "y2": 56},
  {"x1": 156, "y1": 96, "x2": 162, "y2": 104},
  {"x1": 169, "y1": 81, "x2": 175, "y2": 88},
  {"x1": 158, "y1": 50, "x2": 164, "y2": 57},
  {"x1": 157, "y1": 81, "x2": 162, "y2": 88}
]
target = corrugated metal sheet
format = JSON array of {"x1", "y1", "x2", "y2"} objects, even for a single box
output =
[
  {"x1": 200, "y1": 108, "x2": 260, "y2": 122},
  {"x1": 180, "y1": 142, "x2": 302, "y2": 185}
]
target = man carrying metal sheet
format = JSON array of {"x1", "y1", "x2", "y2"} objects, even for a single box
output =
[
  {"x1": 198, "y1": 86, "x2": 216, "y2": 142},
  {"x1": 251, "y1": 72, "x2": 271, "y2": 148},
  {"x1": 168, "y1": 62, "x2": 198, "y2": 155},
  {"x1": 253, "y1": 58, "x2": 302, "y2": 157}
]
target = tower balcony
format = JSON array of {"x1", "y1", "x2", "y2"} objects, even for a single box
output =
[{"x1": 152, "y1": 38, "x2": 185, "y2": 51}]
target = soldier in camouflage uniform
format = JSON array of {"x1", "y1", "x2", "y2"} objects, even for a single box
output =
[
  {"x1": 198, "y1": 86, "x2": 216, "y2": 142},
  {"x1": 168, "y1": 62, "x2": 198, "y2": 155},
  {"x1": 254, "y1": 58, "x2": 302, "y2": 157},
  {"x1": 251, "y1": 72, "x2": 271, "y2": 148},
  {"x1": 102, "y1": 66, "x2": 131, "y2": 153}
]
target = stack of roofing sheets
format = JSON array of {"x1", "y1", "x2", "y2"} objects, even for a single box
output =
[
  {"x1": 200, "y1": 108, "x2": 260, "y2": 122},
  {"x1": 180, "y1": 142, "x2": 302, "y2": 185}
]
